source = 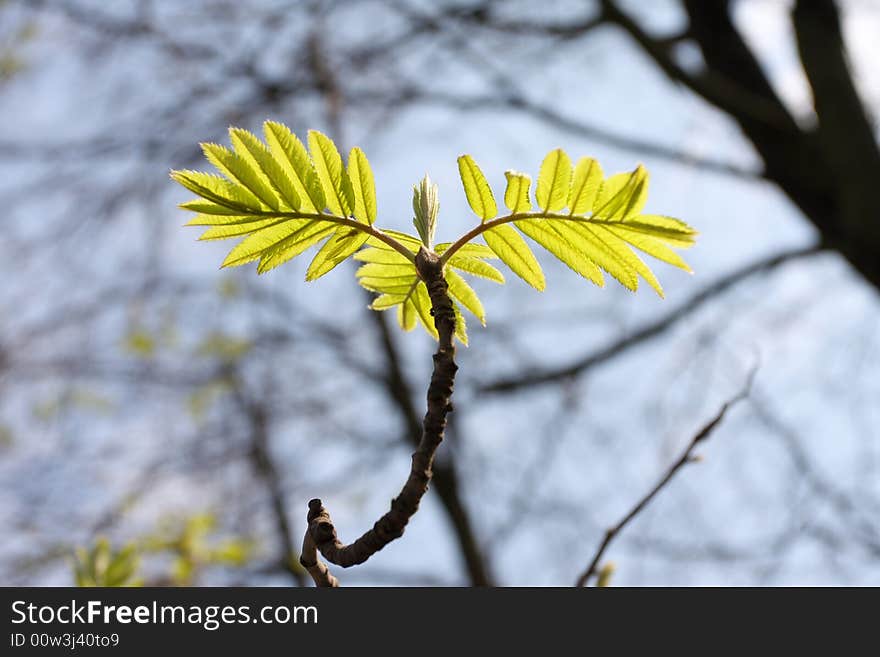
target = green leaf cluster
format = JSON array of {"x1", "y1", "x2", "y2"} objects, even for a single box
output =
[
  {"x1": 453, "y1": 150, "x2": 697, "y2": 297},
  {"x1": 171, "y1": 122, "x2": 383, "y2": 277},
  {"x1": 74, "y1": 539, "x2": 143, "y2": 587},
  {"x1": 174, "y1": 126, "x2": 697, "y2": 345}
]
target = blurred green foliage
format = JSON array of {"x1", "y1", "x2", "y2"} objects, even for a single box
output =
[{"x1": 73, "y1": 513, "x2": 254, "y2": 587}]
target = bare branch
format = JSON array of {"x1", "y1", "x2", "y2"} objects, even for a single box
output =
[
  {"x1": 304, "y1": 248, "x2": 458, "y2": 576},
  {"x1": 299, "y1": 531, "x2": 339, "y2": 588},
  {"x1": 575, "y1": 368, "x2": 756, "y2": 586},
  {"x1": 365, "y1": 299, "x2": 494, "y2": 586}
]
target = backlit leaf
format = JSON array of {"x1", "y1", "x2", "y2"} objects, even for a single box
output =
[
  {"x1": 483, "y1": 224, "x2": 545, "y2": 290},
  {"x1": 536, "y1": 148, "x2": 572, "y2": 212},
  {"x1": 458, "y1": 155, "x2": 497, "y2": 221},
  {"x1": 503, "y1": 170, "x2": 532, "y2": 213},
  {"x1": 308, "y1": 130, "x2": 354, "y2": 216}
]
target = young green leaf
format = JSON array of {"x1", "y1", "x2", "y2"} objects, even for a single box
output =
[
  {"x1": 457, "y1": 155, "x2": 497, "y2": 221},
  {"x1": 201, "y1": 142, "x2": 279, "y2": 210},
  {"x1": 308, "y1": 130, "x2": 355, "y2": 216},
  {"x1": 503, "y1": 170, "x2": 532, "y2": 213},
  {"x1": 220, "y1": 219, "x2": 314, "y2": 268},
  {"x1": 483, "y1": 223, "x2": 545, "y2": 291},
  {"x1": 263, "y1": 121, "x2": 325, "y2": 213},
  {"x1": 306, "y1": 229, "x2": 370, "y2": 281},
  {"x1": 535, "y1": 148, "x2": 572, "y2": 212},
  {"x1": 348, "y1": 147, "x2": 377, "y2": 224},
  {"x1": 516, "y1": 220, "x2": 603, "y2": 286},
  {"x1": 562, "y1": 222, "x2": 639, "y2": 291},
  {"x1": 445, "y1": 268, "x2": 486, "y2": 325},
  {"x1": 603, "y1": 224, "x2": 693, "y2": 272},
  {"x1": 590, "y1": 224, "x2": 664, "y2": 296},
  {"x1": 453, "y1": 303, "x2": 469, "y2": 346},
  {"x1": 445, "y1": 254, "x2": 505, "y2": 283},
  {"x1": 171, "y1": 170, "x2": 261, "y2": 213},
  {"x1": 199, "y1": 218, "x2": 284, "y2": 241},
  {"x1": 612, "y1": 214, "x2": 697, "y2": 248},
  {"x1": 398, "y1": 291, "x2": 418, "y2": 332},
  {"x1": 354, "y1": 247, "x2": 411, "y2": 265},
  {"x1": 229, "y1": 128, "x2": 301, "y2": 210},
  {"x1": 370, "y1": 293, "x2": 408, "y2": 310},
  {"x1": 568, "y1": 157, "x2": 602, "y2": 215},
  {"x1": 257, "y1": 224, "x2": 337, "y2": 274},
  {"x1": 594, "y1": 165, "x2": 648, "y2": 221},
  {"x1": 412, "y1": 282, "x2": 440, "y2": 340},
  {"x1": 179, "y1": 199, "x2": 250, "y2": 216}
]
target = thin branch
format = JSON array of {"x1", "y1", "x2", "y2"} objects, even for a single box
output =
[
  {"x1": 440, "y1": 209, "x2": 693, "y2": 263},
  {"x1": 299, "y1": 531, "x2": 339, "y2": 588},
  {"x1": 481, "y1": 244, "x2": 822, "y2": 394},
  {"x1": 302, "y1": 248, "x2": 458, "y2": 582},
  {"x1": 575, "y1": 368, "x2": 756, "y2": 586},
  {"x1": 180, "y1": 208, "x2": 417, "y2": 263},
  {"x1": 601, "y1": 0, "x2": 797, "y2": 132},
  {"x1": 365, "y1": 296, "x2": 495, "y2": 586}
]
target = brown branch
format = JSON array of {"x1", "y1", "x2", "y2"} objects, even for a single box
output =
[
  {"x1": 299, "y1": 530, "x2": 339, "y2": 588},
  {"x1": 481, "y1": 244, "x2": 821, "y2": 394},
  {"x1": 303, "y1": 248, "x2": 458, "y2": 579},
  {"x1": 601, "y1": 0, "x2": 797, "y2": 132},
  {"x1": 575, "y1": 369, "x2": 756, "y2": 586},
  {"x1": 792, "y1": 0, "x2": 880, "y2": 241},
  {"x1": 366, "y1": 297, "x2": 494, "y2": 585}
]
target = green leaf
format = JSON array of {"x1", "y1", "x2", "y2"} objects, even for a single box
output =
[
  {"x1": 594, "y1": 165, "x2": 648, "y2": 221},
  {"x1": 354, "y1": 247, "x2": 411, "y2": 265},
  {"x1": 356, "y1": 262, "x2": 417, "y2": 278},
  {"x1": 483, "y1": 223, "x2": 545, "y2": 290},
  {"x1": 398, "y1": 291, "x2": 418, "y2": 331},
  {"x1": 453, "y1": 303, "x2": 468, "y2": 346},
  {"x1": 613, "y1": 214, "x2": 697, "y2": 247},
  {"x1": 536, "y1": 148, "x2": 572, "y2": 212},
  {"x1": 370, "y1": 293, "x2": 409, "y2": 310},
  {"x1": 306, "y1": 228, "x2": 370, "y2": 281},
  {"x1": 562, "y1": 222, "x2": 639, "y2": 291},
  {"x1": 446, "y1": 254, "x2": 505, "y2": 283},
  {"x1": 179, "y1": 200, "x2": 248, "y2": 216},
  {"x1": 503, "y1": 170, "x2": 532, "y2": 214},
  {"x1": 412, "y1": 282, "x2": 439, "y2": 339},
  {"x1": 590, "y1": 224, "x2": 664, "y2": 296},
  {"x1": 435, "y1": 242, "x2": 497, "y2": 259},
  {"x1": 199, "y1": 218, "x2": 285, "y2": 241},
  {"x1": 308, "y1": 130, "x2": 354, "y2": 216},
  {"x1": 229, "y1": 128, "x2": 301, "y2": 210},
  {"x1": 170, "y1": 170, "x2": 261, "y2": 213},
  {"x1": 263, "y1": 121, "x2": 325, "y2": 213},
  {"x1": 201, "y1": 142, "x2": 280, "y2": 210},
  {"x1": 360, "y1": 280, "x2": 417, "y2": 296},
  {"x1": 568, "y1": 157, "x2": 602, "y2": 215},
  {"x1": 348, "y1": 147, "x2": 377, "y2": 224},
  {"x1": 221, "y1": 219, "x2": 313, "y2": 268},
  {"x1": 185, "y1": 213, "x2": 268, "y2": 227},
  {"x1": 603, "y1": 224, "x2": 693, "y2": 272},
  {"x1": 516, "y1": 219, "x2": 603, "y2": 286},
  {"x1": 257, "y1": 224, "x2": 336, "y2": 274},
  {"x1": 445, "y1": 269, "x2": 486, "y2": 325},
  {"x1": 457, "y1": 154, "x2": 497, "y2": 221},
  {"x1": 369, "y1": 230, "x2": 423, "y2": 251}
]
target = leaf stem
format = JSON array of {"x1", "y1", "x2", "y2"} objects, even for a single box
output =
[
  {"x1": 440, "y1": 211, "x2": 616, "y2": 263},
  {"x1": 248, "y1": 210, "x2": 416, "y2": 263}
]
